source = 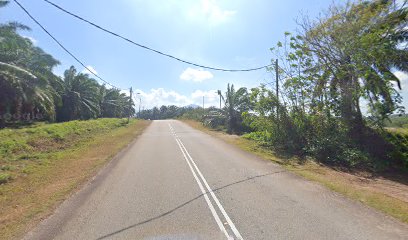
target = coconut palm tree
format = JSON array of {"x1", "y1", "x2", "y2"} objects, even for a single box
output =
[
  {"x1": 0, "y1": 18, "x2": 60, "y2": 125},
  {"x1": 57, "y1": 66, "x2": 101, "y2": 121},
  {"x1": 99, "y1": 86, "x2": 133, "y2": 118},
  {"x1": 223, "y1": 84, "x2": 250, "y2": 133}
]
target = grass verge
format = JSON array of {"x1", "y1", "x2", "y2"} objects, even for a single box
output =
[
  {"x1": 0, "y1": 118, "x2": 150, "y2": 240},
  {"x1": 182, "y1": 120, "x2": 408, "y2": 224}
]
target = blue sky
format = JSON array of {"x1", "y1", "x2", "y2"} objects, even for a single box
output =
[{"x1": 2, "y1": 0, "x2": 408, "y2": 109}]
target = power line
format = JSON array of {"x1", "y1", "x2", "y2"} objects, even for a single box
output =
[
  {"x1": 43, "y1": 0, "x2": 273, "y2": 72},
  {"x1": 13, "y1": 0, "x2": 123, "y2": 90}
]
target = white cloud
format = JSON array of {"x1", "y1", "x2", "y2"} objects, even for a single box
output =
[
  {"x1": 134, "y1": 88, "x2": 221, "y2": 109},
  {"x1": 180, "y1": 67, "x2": 214, "y2": 82},
  {"x1": 201, "y1": 0, "x2": 236, "y2": 25},
  {"x1": 81, "y1": 65, "x2": 98, "y2": 75},
  {"x1": 394, "y1": 70, "x2": 408, "y2": 89},
  {"x1": 127, "y1": 0, "x2": 236, "y2": 27},
  {"x1": 22, "y1": 35, "x2": 37, "y2": 45},
  {"x1": 191, "y1": 89, "x2": 221, "y2": 108},
  {"x1": 187, "y1": 0, "x2": 237, "y2": 26},
  {"x1": 388, "y1": 70, "x2": 408, "y2": 93},
  {"x1": 120, "y1": 89, "x2": 131, "y2": 96},
  {"x1": 135, "y1": 88, "x2": 192, "y2": 109}
]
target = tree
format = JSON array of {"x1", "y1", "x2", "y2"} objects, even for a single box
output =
[
  {"x1": 99, "y1": 86, "x2": 133, "y2": 118},
  {"x1": 159, "y1": 105, "x2": 168, "y2": 119},
  {"x1": 0, "y1": 16, "x2": 61, "y2": 125},
  {"x1": 152, "y1": 107, "x2": 160, "y2": 120},
  {"x1": 223, "y1": 84, "x2": 250, "y2": 133},
  {"x1": 0, "y1": 2, "x2": 135, "y2": 125},
  {"x1": 0, "y1": 0, "x2": 9, "y2": 8},
  {"x1": 299, "y1": 0, "x2": 408, "y2": 136},
  {"x1": 57, "y1": 66, "x2": 100, "y2": 121}
]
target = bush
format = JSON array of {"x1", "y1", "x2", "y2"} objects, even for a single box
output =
[{"x1": 384, "y1": 131, "x2": 408, "y2": 169}]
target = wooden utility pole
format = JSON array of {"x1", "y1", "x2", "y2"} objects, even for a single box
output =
[
  {"x1": 217, "y1": 90, "x2": 222, "y2": 109},
  {"x1": 128, "y1": 87, "x2": 133, "y2": 124},
  {"x1": 203, "y1": 96, "x2": 205, "y2": 109},
  {"x1": 138, "y1": 97, "x2": 141, "y2": 117},
  {"x1": 136, "y1": 92, "x2": 141, "y2": 118}
]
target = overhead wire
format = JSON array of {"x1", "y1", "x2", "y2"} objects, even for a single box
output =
[
  {"x1": 13, "y1": 0, "x2": 125, "y2": 90},
  {"x1": 43, "y1": 0, "x2": 273, "y2": 72}
]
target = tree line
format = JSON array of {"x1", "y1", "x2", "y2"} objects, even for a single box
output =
[
  {"x1": 1, "y1": 0, "x2": 407, "y2": 169},
  {"x1": 140, "y1": 0, "x2": 408, "y2": 170},
  {"x1": 0, "y1": 1, "x2": 134, "y2": 127}
]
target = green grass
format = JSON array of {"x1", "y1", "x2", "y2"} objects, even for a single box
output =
[
  {"x1": 0, "y1": 118, "x2": 150, "y2": 240},
  {"x1": 386, "y1": 127, "x2": 408, "y2": 135},
  {"x1": 0, "y1": 119, "x2": 130, "y2": 183},
  {"x1": 0, "y1": 118, "x2": 128, "y2": 160},
  {"x1": 384, "y1": 114, "x2": 408, "y2": 128}
]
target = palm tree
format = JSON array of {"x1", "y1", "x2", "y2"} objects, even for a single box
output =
[
  {"x1": 301, "y1": 0, "x2": 408, "y2": 135},
  {"x1": 100, "y1": 86, "x2": 133, "y2": 118},
  {"x1": 57, "y1": 66, "x2": 100, "y2": 121},
  {"x1": 223, "y1": 84, "x2": 250, "y2": 133},
  {"x1": 0, "y1": 19, "x2": 60, "y2": 125}
]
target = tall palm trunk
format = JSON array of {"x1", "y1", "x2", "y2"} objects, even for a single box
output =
[{"x1": 339, "y1": 75, "x2": 365, "y2": 141}]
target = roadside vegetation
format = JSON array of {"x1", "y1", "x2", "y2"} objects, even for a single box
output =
[
  {"x1": 385, "y1": 114, "x2": 408, "y2": 128},
  {"x1": 1, "y1": 0, "x2": 407, "y2": 234},
  {"x1": 140, "y1": 0, "x2": 408, "y2": 222},
  {"x1": 141, "y1": 0, "x2": 408, "y2": 172},
  {"x1": 0, "y1": 1, "x2": 134, "y2": 128},
  {"x1": 183, "y1": 120, "x2": 408, "y2": 224},
  {"x1": 0, "y1": 118, "x2": 150, "y2": 240},
  {"x1": 0, "y1": 1, "x2": 149, "y2": 239}
]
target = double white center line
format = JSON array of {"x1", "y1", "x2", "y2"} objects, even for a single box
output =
[{"x1": 168, "y1": 123, "x2": 243, "y2": 240}]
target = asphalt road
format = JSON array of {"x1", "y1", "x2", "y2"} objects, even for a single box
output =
[{"x1": 24, "y1": 120, "x2": 408, "y2": 240}]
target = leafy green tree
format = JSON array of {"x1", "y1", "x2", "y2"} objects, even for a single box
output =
[
  {"x1": 152, "y1": 106, "x2": 160, "y2": 120},
  {"x1": 299, "y1": 0, "x2": 407, "y2": 134}
]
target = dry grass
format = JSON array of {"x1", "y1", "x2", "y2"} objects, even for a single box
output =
[
  {"x1": 0, "y1": 119, "x2": 150, "y2": 240},
  {"x1": 182, "y1": 120, "x2": 408, "y2": 224}
]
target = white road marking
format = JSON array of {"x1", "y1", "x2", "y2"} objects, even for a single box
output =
[
  {"x1": 169, "y1": 123, "x2": 243, "y2": 240},
  {"x1": 169, "y1": 126, "x2": 231, "y2": 239},
  {"x1": 175, "y1": 138, "x2": 232, "y2": 239},
  {"x1": 178, "y1": 140, "x2": 244, "y2": 240}
]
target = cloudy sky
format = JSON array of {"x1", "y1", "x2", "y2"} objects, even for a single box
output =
[{"x1": 2, "y1": 0, "x2": 407, "y2": 109}]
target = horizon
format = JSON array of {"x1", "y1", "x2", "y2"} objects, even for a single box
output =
[{"x1": 2, "y1": 0, "x2": 407, "y2": 110}]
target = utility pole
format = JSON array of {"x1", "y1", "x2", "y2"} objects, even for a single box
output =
[
  {"x1": 203, "y1": 96, "x2": 205, "y2": 109},
  {"x1": 136, "y1": 93, "x2": 141, "y2": 118},
  {"x1": 217, "y1": 90, "x2": 222, "y2": 109},
  {"x1": 128, "y1": 87, "x2": 133, "y2": 124},
  {"x1": 139, "y1": 97, "x2": 141, "y2": 117}
]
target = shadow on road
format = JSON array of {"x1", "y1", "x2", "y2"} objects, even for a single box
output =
[{"x1": 96, "y1": 170, "x2": 285, "y2": 240}]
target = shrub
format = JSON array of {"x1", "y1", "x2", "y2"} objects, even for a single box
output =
[{"x1": 384, "y1": 131, "x2": 408, "y2": 169}]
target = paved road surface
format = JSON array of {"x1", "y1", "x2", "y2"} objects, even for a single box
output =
[{"x1": 24, "y1": 120, "x2": 408, "y2": 240}]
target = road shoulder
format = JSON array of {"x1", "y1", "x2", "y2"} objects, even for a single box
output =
[
  {"x1": 0, "y1": 119, "x2": 150, "y2": 240},
  {"x1": 182, "y1": 119, "x2": 408, "y2": 224}
]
